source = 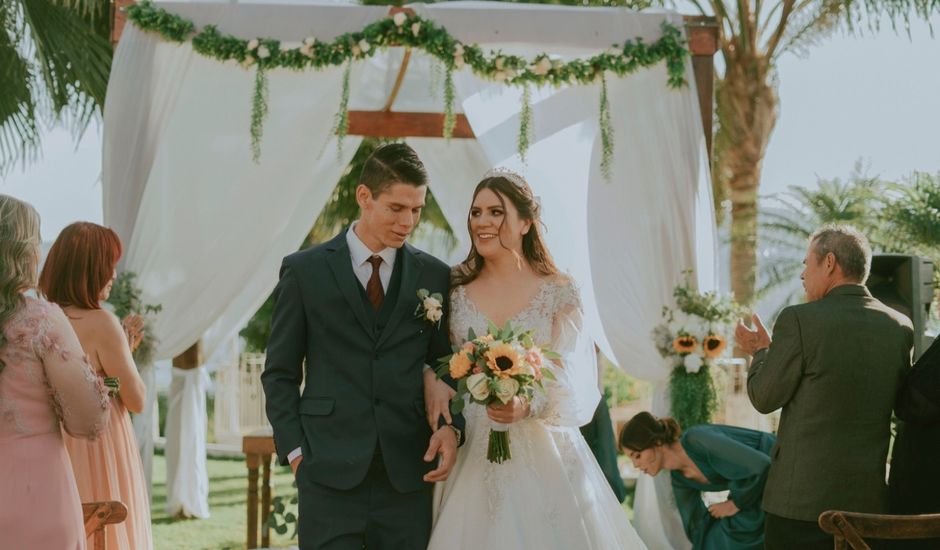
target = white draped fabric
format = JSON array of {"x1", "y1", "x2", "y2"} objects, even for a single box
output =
[
  {"x1": 164, "y1": 367, "x2": 211, "y2": 518},
  {"x1": 103, "y1": 3, "x2": 715, "y2": 546}
]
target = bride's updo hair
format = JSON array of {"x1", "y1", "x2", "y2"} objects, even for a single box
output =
[
  {"x1": 452, "y1": 170, "x2": 558, "y2": 286},
  {"x1": 619, "y1": 412, "x2": 682, "y2": 452}
]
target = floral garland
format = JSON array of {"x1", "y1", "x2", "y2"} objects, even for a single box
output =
[
  {"x1": 651, "y1": 271, "x2": 743, "y2": 429},
  {"x1": 126, "y1": 1, "x2": 689, "y2": 176}
]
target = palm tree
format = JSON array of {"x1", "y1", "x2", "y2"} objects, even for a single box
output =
[
  {"x1": 696, "y1": 0, "x2": 937, "y2": 305},
  {"x1": 757, "y1": 163, "x2": 884, "y2": 313},
  {"x1": 0, "y1": 0, "x2": 112, "y2": 174}
]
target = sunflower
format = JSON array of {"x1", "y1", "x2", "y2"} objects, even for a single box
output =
[
  {"x1": 484, "y1": 343, "x2": 523, "y2": 378},
  {"x1": 672, "y1": 335, "x2": 698, "y2": 354},
  {"x1": 702, "y1": 334, "x2": 727, "y2": 359},
  {"x1": 449, "y1": 351, "x2": 474, "y2": 379}
]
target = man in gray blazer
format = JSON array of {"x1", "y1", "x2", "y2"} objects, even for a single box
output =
[{"x1": 736, "y1": 225, "x2": 913, "y2": 550}]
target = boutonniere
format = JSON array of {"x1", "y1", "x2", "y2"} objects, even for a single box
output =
[{"x1": 415, "y1": 289, "x2": 444, "y2": 328}]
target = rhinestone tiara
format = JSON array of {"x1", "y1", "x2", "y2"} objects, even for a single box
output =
[{"x1": 482, "y1": 167, "x2": 529, "y2": 191}]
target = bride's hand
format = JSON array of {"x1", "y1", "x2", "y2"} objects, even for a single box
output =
[
  {"x1": 424, "y1": 368, "x2": 456, "y2": 430},
  {"x1": 487, "y1": 396, "x2": 530, "y2": 424},
  {"x1": 707, "y1": 500, "x2": 740, "y2": 518}
]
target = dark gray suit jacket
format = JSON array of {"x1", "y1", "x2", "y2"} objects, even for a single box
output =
[
  {"x1": 747, "y1": 284, "x2": 913, "y2": 521},
  {"x1": 261, "y1": 231, "x2": 462, "y2": 494}
]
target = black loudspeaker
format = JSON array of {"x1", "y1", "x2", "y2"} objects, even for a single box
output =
[{"x1": 866, "y1": 254, "x2": 935, "y2": 360}]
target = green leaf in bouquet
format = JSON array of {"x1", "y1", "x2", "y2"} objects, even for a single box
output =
[
  {"x1": 541, "y1": 368, "x2": 557, "y2": 382},
  {"x1": 451, "y1": 398, "x2": 466, "y2": 414},
  {"x1": 486, "y1": 320, "x2": 499, "y2": 339},
  {"x1": 467, "y1": 327, "x2": 477, "y2": 342},
  {"x1": 542, "y1": 350, "x2": 561, "y2": 360},
  {"x1": 417, "y1": 288, "x2": 430, "y2": 299},
  {"x1": 431, "y1": 292, "x2": 443, "y2": 302},
  {"x1": 435, "y1": 363, "x2": 450, "y2": 380},
  {"x1": 457, "y1": 377, "x2": 468, "y2": 394}
]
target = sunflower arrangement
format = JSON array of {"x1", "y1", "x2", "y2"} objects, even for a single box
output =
[
  {"x1": 652, "y1": 271, "x2": 743, "y2": 428},
  {"x1": 437, "y1": 321, "x2": 556, "y2": 464}
]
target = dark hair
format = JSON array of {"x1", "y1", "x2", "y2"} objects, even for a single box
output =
[
  {"x1": 39, "y1": 222, "x2": 123, "y2": 310},
  {"x1": 619, "y1": 412, "x2": 682, "y2": 452},
  {"x1": 452, "y1": 175, "x2": 558, "y2": 286},
  {"x1": 359, "y1": 142, "x2": 428, "y2": 197},
  {"x1": 809, "y1": 224, "x2": 872, "y2": 283}
]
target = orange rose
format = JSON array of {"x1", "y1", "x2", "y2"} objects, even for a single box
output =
[{"x1": 449, "y1": 351, "x2": 473, "y2": 379}]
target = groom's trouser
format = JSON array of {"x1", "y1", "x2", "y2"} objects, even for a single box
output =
[
  {"x1": 764, "y1": 513, "x2": 832, "y2": 550},
  {"x1": 297, "y1": 451, "x2": 432, "y2": 550}
]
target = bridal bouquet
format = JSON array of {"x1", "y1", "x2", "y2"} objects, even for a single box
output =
[
  {"x1": 437, "y1": 321, "x2": 556, "y2": 464},
  {"x1": 651, "y1": 272, "x2": 743, "y2": 428}
]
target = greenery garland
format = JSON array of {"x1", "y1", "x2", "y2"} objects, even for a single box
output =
[
  {"x1": 126, "y1": 1, "x2": 688, "y2": 174},
  {"x1": 519, "y1": 85, "x2": 532, "y2": 162}
]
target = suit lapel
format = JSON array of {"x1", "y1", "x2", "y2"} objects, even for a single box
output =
[
  {"x1": 376, "y1": 244, "x2": 422, "y2": 348},
  {"x1": 325, "y1": 233, "x2": 375, "y2": 339}
]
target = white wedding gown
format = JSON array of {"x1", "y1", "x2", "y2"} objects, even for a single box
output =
[{"x1": 427, "y1": 278, "x2": 648, "y2": 550}]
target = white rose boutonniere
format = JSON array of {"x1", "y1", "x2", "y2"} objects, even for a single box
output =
[{"x1": 415, "y1": 288, "x2": 444, "y2": 328}]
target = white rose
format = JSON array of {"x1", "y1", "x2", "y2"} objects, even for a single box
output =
[
  {"x1": 300, "y1": 43, "x2": 313, "y2": 57},
  {"x1": 494, "y1": 70, "x2": 507, "y2": 82},
  {"x1": 393, "y1": 12, "x2": 407, "y2": 27},
  {"x1": 454, "y1": 55, "x2": 465, "y2": 69},
  {"x1": 505, "y1": 69, "x2": 517, "y2": 80},
  {"x1": 351, "y1": 45, "x2": 362, "y2": 57},
  {"x1": 518, "y1": 362, "x2": 536, "y2": 377},
  {"x1": 683, "y1": 353, "x2": 704, "y2": 374},
  {"x1": 495, "y1": 57, "x2": 504, "y2": 70},
  {"x1": 467, "y1": 373, "x2": 490, "y2": 400},
  {"x1": 358, "y1": 39, "x2": 371, "y2": 53},
  {"x1": 533, "y1": 57, "x2": 552, "y2": 76},
  {"x1": 240, "y1": 55, "x2": 255, "y2": 68},
  {"x1": 247, "y1": 39, "x2": 259, "y2": 51},
  {"x1": 257, "y1": 45, "x2": 271, "y2": 59},
  {"x1": 423, "y1": 296, "x2": 441, "y2": 311},
  {"x1": 427, "y1": 308, "x2": 443, "y2": 323},
  {"x1": 454, "y1": 43, "x2": 464, "y2": 56},
  {"x1": 494, "y1": 377, "x2": 520, "y2": 404}
]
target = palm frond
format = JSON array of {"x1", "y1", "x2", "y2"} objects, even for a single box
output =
[{"x1": 0, "y1": 5, "x2": 40, "y2": 174}]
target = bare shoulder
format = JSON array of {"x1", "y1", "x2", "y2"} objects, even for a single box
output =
[
  {"x1": 546, "y1": 273, "x2": 580, "y2": 307},
  {"x1": 75, "y1": 308, "x2": 124, "y2": 336}
]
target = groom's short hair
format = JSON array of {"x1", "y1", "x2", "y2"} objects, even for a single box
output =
[
  {"x1": 359, "y1": 142, "x2": 428, "y2": 197},
  {"x1": 810, "y1": 224, "x2": 872, "y2": 283}
]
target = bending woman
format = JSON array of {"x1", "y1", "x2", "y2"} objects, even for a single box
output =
[{"x1": 621, "y1": 412, "x2": 775, "y2": 550}]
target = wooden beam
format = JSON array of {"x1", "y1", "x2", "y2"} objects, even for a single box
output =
[
  {"x1": 383, "y1": 49, "x2": 413, "y2": 112},
  {"x1": 172, "y1": 342, "x2": 202, "y2": 370},
  {"x1": 683, "y1": 16, "x2": 720, "y2": 163},
  {"x1": 347, "y1": 111, "x2": 475, "y2": 139}
]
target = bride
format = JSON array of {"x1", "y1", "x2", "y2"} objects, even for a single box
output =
[{"x1": 424, "y1": 169, "x2": 647, "y2": 549}]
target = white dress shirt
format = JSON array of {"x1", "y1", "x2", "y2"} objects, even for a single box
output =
[
  {"x1": 288, "y1": 222, "x2": 397, "y2": 465},
  {"x1": 346, "y1": 221, "x2": 396, "y2": 292}
]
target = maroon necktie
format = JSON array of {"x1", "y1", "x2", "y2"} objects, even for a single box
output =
[{"x1": 366, "y1": 255, "x2": 384, "y2": 310}]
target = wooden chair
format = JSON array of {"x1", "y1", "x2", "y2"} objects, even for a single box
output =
[
  {"x1": 82, "y1": 501, "x2": 128, "y2": 550},
  {"x1": 818, "y1": 510, "x2": 940, "y2": 549}
]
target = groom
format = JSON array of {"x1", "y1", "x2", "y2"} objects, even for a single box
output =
[{"x1": 261, "y1": 143, "x2": 463, "y2": 549}]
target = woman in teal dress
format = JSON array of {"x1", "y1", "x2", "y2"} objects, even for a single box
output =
[{"x1": 620, "y1": 412, "x2": 776, "y2": 550}]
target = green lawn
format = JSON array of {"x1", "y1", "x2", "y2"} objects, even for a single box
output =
[
  {"x1": 151, "y1": 453, "x2": 297, "y2": 550},
  {"x1": 150, "y1": 452, "x2": 636, "y2": 549}
]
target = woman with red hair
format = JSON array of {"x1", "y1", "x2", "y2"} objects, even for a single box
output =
[{"x1": 40, "y1": 222, "x2": 153, "y2": 550}]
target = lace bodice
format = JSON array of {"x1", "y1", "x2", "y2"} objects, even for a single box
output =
[
  {"x1": 0, "y1": 296, "x2": 109, "y2": 439},
  {"x1": 449, "y1": 277, "x2": 581, "y2": 349}
]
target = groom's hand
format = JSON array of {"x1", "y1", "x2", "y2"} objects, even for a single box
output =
[
  {"x1": 424, "y1": 368, "x2": 456, "y2": 430},
  {"x1": 422, "y1": 426, "x2": 458, "y2": 483},
  {"x1": 290, "y1": 455, "x2": 303, "y2": 476}
]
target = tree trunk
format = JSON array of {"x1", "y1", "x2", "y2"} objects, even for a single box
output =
[{"x1": 715, "y1": 51, "x2": 778, "y2": 306}]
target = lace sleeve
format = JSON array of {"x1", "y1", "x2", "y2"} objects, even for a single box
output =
[
  {"x1": 34, "y1": 304, "x2": 110, "y2": 439},
  {"x1": 529, "y1": 279, "x2": 600, "y2": 427}
]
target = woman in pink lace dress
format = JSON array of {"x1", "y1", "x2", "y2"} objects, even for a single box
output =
[
  {"x1": 0, "y1": 195, "x2": 110, "y2": 550},
  {"x1": 40, "y1": 222, "x2": 153, "y2": 550}
]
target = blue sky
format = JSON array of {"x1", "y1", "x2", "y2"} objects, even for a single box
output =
[{"x1": 2, "y1": 15, "x2": 938, "y2": 241}]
